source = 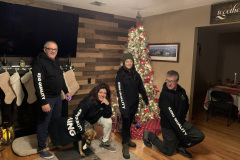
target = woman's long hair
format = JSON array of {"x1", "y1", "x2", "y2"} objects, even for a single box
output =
[
  {"x1": 88, "y1": 83, "x2": 111, "y2": 105},
  {"x1": 122, "y1": 64, "x2": 139, "y2": 80}
]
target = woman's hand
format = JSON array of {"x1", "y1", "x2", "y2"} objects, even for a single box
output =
[
  {"x1": 101, "y1": 98, "x2": 109, "y2": 105},
  {"x1": 65, "y1": 93, "x2": 72, "y2": 101}
]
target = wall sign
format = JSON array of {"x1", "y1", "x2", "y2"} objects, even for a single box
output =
[{"x1": 210, "y1": 1, "x2": 240, "y2": 24}]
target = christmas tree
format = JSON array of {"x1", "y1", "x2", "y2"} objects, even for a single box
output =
[{"x1": 111, "y1": 22, "x2": 160, "y2": 123}]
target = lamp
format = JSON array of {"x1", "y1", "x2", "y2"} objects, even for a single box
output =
[
  {"x1": 1, "y1": 122, "x2": 15, "y2": 146},
  {"x1": 0, "y1": 127, "x2": 4, "y2": 151}
]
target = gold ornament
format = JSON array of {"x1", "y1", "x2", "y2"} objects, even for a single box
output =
[{"x1": 20, "y1": 59, "x2": 25, "y2": 67}]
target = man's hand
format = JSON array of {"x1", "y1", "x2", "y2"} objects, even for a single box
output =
[
  {"x1": 101, "y1": 98, "x2": 109, "y2": 105},
  {"x1": 42, "y1": 104, "x2": 51, "y2": 112},
  {"x1": 65, "y1": 93, "x2": 72, "y2": 101}
]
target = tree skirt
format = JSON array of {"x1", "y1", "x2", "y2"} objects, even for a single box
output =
[{"x1": 130, "y1": 116, "x2": 161, "y2": 139}]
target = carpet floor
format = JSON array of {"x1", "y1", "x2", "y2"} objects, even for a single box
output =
[{"x1": 34, "y1": 138, "x2": 142, "y2": 160}]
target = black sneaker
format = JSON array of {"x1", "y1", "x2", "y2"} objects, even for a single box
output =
[
  {"x1": 143, "y1": 130, "x2": 152, "y2": 147},
  {"x1": 177, "y1": 147, "x2": 192, "y2": 158},
  {"x1": 128, "y1": 140, "x2": 136, "y2": 148},
  {"x1": 38, "y1": 149, "x2": 54, "y2": 159}
]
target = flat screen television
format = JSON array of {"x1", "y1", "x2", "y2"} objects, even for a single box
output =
[{"x1": 0, "y1": 2, "x2": 79, "y2": 58}]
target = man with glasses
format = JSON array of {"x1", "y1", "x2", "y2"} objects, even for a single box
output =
[
  {"x1": 143, "y1": 70, "x2": 204, "y2": 158},
  {"x1": 32, "y1": 41, "x2": 71, "y2": 159}
]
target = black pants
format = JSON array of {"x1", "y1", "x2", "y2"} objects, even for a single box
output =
[
  {"x1": 37, "y1": 96, "x2": 62, "y2": 151},
  {"x1": 148, "y1": 121, "x2": 205, "y2": 156},
  {"x1": 121, "y1": 113, "x2": 135, "y2": 144}
]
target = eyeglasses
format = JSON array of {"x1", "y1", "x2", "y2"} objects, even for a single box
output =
[
  {"x1": 165, "y1": 79, "x2": 178, "y2": 84},
  {"x1": 45, "y1": 48, "x2": 58, "y2": 52}
]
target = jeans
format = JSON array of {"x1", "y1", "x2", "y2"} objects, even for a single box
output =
[
  {"x1": 37, "y1": 96, "x2": 62, "y2": 151},
  {"x1": 148, "y1": 121, "x2": 205, "y2": 156}
]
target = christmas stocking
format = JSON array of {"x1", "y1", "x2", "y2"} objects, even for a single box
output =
[
  {"x1": 0, "y1": 72, "x2": 16, "y2": 104},
  {"x1": 61, "y1": 70, "x2": 79, "y2": 100},
  {"x1": 21, "y1": 71, "x2": 37, "y2": 104},
  {"x1": 10, "y1": 72, "x2": 25, "y2": 106}
]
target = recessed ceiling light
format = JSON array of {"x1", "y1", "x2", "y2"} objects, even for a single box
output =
[{"x1": 90, "y1": 1, "x2": 106, "y2": 7}]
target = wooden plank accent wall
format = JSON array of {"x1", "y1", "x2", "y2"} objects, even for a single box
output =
[{"x1": 1, "y1": 0, "x2": 136, "y2": 115}]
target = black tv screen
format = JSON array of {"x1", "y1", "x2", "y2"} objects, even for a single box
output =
[{"x1": 0, "y1": 2, "x2": 78, "y2": 58}]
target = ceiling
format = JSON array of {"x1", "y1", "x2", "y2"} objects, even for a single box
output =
[{"x1": 40, "y1": 0, "x2": 229, "y2": 18}]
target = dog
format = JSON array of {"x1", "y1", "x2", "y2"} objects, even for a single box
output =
[
  {"x1": 78, "y1": 129, "x2": 97, "y2": 156},
  {"x1": 47, "y1": 118, "x2": 97, "y2": 157}
]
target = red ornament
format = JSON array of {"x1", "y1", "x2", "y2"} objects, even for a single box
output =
[
  {"x1": 155, "y1": 99, "x2": 159, "y2": 103},
  {"x1": 127, "y1": 40, "x2": 130, "y2": 43},
  {"x1": 143, "y1": 31, "x2": 146, "y2": 34},
  {"x1": 139, "y1": 54, "x2": 142, "y2": 56},
  {"x1": 139, "y1": 37, "x2": 143, "y2": 41},
  {"x1": 144, "y1": 78, "x2": 150, "y2": 84}
]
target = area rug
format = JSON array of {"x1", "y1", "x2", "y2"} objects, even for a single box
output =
[
  {"x1": 34, "y1": 138, "x2": 143, "y2": 160},
  {"x1": 90, "y1": 138, "x2": 143, "y2": 160},
  {"x1": 54, "y1": 147, "x2": 100, "y2": 160}
]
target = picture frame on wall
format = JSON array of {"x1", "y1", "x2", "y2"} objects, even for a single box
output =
[{"x1": 148, "y1": 43, "x2": 180, "y2": 62}]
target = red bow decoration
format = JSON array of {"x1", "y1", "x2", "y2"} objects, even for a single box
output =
[
  {"x1": 147, "y1": 95, "x2": 151, "y2": 98},
  {"x1": 155, "y1": 99, "x2": 159, "y2": 103},
  {"x1": 144, "y1": 109, "x2": 149, "y2": 113},
  {"x1": 150, "y1": 71, "x2": 154, "y2": 75},
  {"x1": 143, "y1": 31, "x2": 146, "y2": 34},
  {"x1": 139, "y1": 54, "x2": 142, "y2": 56},
  {"x1": 153, "y1": 86, "x2": 158, "y2": 90},
  {"x1": 130, "y1": 28, "x2": 135, "y2": 32},
  {"x1": 136, "y1": 24, "x2": 141, "y2": 28},
  {"x1": 140, "y1": 68, "x2": 146, "y2": 71},
  {"x1": 127, "y1": 40, "x2": 130, "y2": 43},
  {"x1": 139, "y1": 37, "x2": 144, "y2": 41}
]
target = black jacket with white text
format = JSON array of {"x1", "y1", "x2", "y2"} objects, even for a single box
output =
[
  {"x1": 115, "y1": 67, "x2": 149, "y2": 118},
  {"x1": 73, "y1": 96, "x2": 112, "y2": 134},
  {"x1": 159, "y1": 82, "x2": 191, "y2": 145},
  {"x1": 32, "y1": 52, "x2": 68, "y2": 106}
]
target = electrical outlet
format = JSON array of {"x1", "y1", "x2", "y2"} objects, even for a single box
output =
[{"x1": 88, "y1": 78, "x2": 91, "y2": 84}]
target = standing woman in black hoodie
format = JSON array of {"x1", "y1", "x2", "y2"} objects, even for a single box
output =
[{"x1": 115, "y1": 53, "x2": 149, "y2": 159}]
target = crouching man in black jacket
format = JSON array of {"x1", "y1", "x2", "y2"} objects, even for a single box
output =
[{"x1": 143, "y1": 70, "x2": 205, "y2": 158}]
